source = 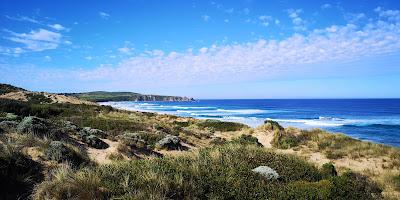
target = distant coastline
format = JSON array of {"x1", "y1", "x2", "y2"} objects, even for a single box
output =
[{"x1": 62, "y1": 91, "x2": 195, "y2": 102}]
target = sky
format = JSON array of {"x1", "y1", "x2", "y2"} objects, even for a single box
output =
[{"x1": 0, "y1": 0, "x2": 400, "y2": 99}]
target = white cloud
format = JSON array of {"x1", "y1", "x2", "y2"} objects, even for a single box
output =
[
  {"x1": 202, "y1": 15, "x2": 210, "y2": 22},
  {"x1": 6, "y1": 29, "x2": 62, "y2": 52},
  {"x1": 118, "y1": 47, "x2": 132, "y2": 54},
  {"x1": 287, "y1": 9, "x2": 306, "y2": 31},
  {"x1": 85, "y1": 56, "x2": 93, "y2": 60},
  {"x1": 48, "y1": 23, "x2": 67, "y2": 31},
  {"x1": 4, "y1": 8, "x2": 400, "y2": 90},
  {"x1": 258, "y1": 15, "x2": 271, "y2": 21},
  {"x1": 5, "y1": 15, "x2": 40, "y2": 24},
  {"x1": 71, "y1": 10, "x2": 400, "y2": 87},
  {"x1": 44, "y1": 55, "x2": 52, "y2": 61},
  {"x1": 99, "y1": 12, "x2": 110, "y2": 19},
  {"x1": 375, "y1": 7, "x2": 400, "y2": 21}
]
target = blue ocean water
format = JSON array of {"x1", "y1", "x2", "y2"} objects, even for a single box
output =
[{"x1": 100, "y1": 99, "x2": 400, "y2": 147}]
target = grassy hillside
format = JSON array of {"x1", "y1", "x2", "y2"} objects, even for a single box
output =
[
  {"x1": 0, "y1": 85, "x2": 399, "y2": 199},
  {"x1": 63, "y1": 91, "x2": 194, "y2": 102},
  {"x1": 0, "y1": 84, "x2": 26, "y2": 95}
]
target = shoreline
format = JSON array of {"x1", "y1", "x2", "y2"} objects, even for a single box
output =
[{"x1": 100, "y1": 101, "x2": 400, "y2": 148}]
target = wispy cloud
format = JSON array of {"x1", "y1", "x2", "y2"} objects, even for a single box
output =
[
  {"x1": 202, "y1": 15, "x2": 210, "y2": 22},
  {"x1": 321, "y1": 4, "x2": 331, "y2": 10},
  {"x1": 5, "y1": 28, "x2": 62, "y2": 52},
  {"x1": 4, "y1": 15, "x2": 41, "y2": 24},
  {"x1": 118, "y1": 46, "x2": 132, "y2": 54},
  {"x1": 72, "y1": 8, "x2": 400, "y2": 86},
  {"x1": 3, "y1": 7, "x2": 400, "y2": 90},
  {"x1": 287, "y1": 9, "x2": 306, "y2": 31},
  {"x1": 99, "y1": 12, "x2": 110, "y2": 19},
  {"x1": 375, "y1": 6, "x2": 400, "y2": 21},
  {"x1": 48, "y1": 23, "x2": 67, "y2": 31},
  {"x1": 85, "y1": 56, "x2": 93, "y2": 60}
]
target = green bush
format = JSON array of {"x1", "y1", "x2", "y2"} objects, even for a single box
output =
[
  {"x1": 272, "y1": 130, "x2": 300, "y2": 149},
  {"x1": 321, "y1": 162, "x2": 337, "y2": 178},
  {"x1": 231, "y1": 134, "x2": 262, "y2": 147},
  {"x1": 43, "y1": 141, "x2": 90, "y2": 167},
  {"x1": 329, "y1": 171, "x2": 382, "y2": 199},
  {"x1": 17, "y1": 116, "x2": 50, "y2": 136},
  {"x1": 34, "y1": 144, "x2": 326, "y2": 199},
  {"x1": 210, "y1": 137, "x2": 226, "y2": 145},
  {"x1": 263, "y1": 120, "x2": 284, "y2": 131},
  {"x1": 393, "y1": 174, "x2": 400, "y2": 192},
  {"x1": 27, "y1": 93, "x2": 52, "y2": 104},
  {"x1": 33, "y1": 144, "x2": 383, "y2": 199},
  {"x1": 196, "y1": 119, "x2": 248, "y2": 132}
]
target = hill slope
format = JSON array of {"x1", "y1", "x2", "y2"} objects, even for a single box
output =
[
  {"x1": 0, "y1": 84, "x2": 96, "y2": 105},
  {"x1": 63, "y1": 91, "x2": 194, "y2": 102}
]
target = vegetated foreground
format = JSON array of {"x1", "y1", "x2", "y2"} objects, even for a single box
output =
[{"x1": 0, "y1": 84, "x2": 399, "y2": 199}]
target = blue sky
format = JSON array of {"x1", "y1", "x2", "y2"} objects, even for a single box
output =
[{"x1": 1, "y1": 0, "x2": 400, "y2": 98}]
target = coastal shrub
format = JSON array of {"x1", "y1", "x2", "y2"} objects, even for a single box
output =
[
  {"x1": 0, "y1": 144, "x2": 44, "y2": 200},
  {"x1": 135, "y1": 131, "x2": 165, "y2": 149},
  {"x1": 196, "y1": 119, "x2": 248, "y2": 131},
  {"x1": 44, "y1": 141, "x2": 89, "y2": 167},
  {"x1": 17, "y1": 116, "x2": 49, "y2": 136},
  {"x1": 34, "y1": 144, "x2": 332, "y2": 199},
  {"x1": 32, "y1": 165, "x2": 106, "y2": 200},
  {"x1": 210, "y1": 137, "x2": 226, "y2": 145},
  {"x1": 81, "y1": 127, "x2": 108, "y2": 138},
  {"x1": 285, "y1": 180, "x2": 333, "y2": 199},
  {"x1": 329, "y1": 171, "x2": 382, "y2": 199},
  {"x1": 0, "y1": 112, "x2": 18, "y2": 121},
  {"x1": 231, "y1": 134, "x2": 263, "y2": 146},
  {"x1": 0, "y1": 99, "x2": 62, "y2": 118},
  {"x1": 263, "y1": 120, "x2": 284, "y2": 131},
  {"x1": 27, "y1": 93, "x2": 52, "y2": 104},
  {"x1": 272, "y1": 129, "x2": 300, "y2": 149},
  {"x1": 71, "y1": 117, "x2": 148, "y2": 136},
  {"x1": 155, "y1": 134, "x2": 182, "y2": 150},
  {"x1": 78, "y1": 132, "x2": 109, "y2": 149},
  {"x1": 393, "y1": 174, "x2": 400, "y2": 192},
  {"x1": 321, "y1": 162, "x2": 337, "y2": 178}
]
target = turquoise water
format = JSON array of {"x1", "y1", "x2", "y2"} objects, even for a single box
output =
[{"x1": 101, "y1": 99, "x2": 400, "y2": 147}]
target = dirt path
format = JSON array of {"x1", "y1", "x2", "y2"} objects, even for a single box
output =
[{"x1": 87, "y1": 139, "x2": 120, "y2": 165}]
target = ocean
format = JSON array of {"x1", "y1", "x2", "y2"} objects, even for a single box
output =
[{"x1": 100, "y1": 99, "x2": 400, "y2": 147}]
